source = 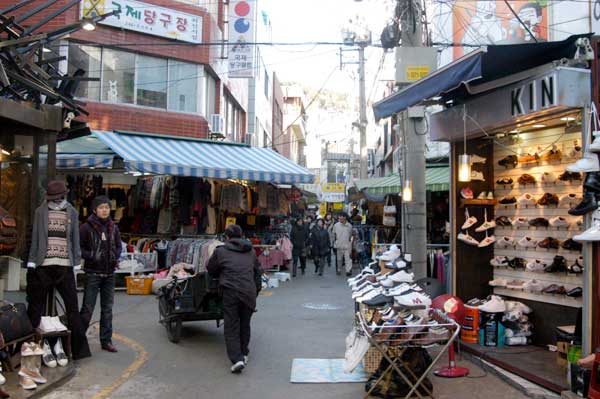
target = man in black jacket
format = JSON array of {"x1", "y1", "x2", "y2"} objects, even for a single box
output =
[
  {"x1": 289, "y1": 218, "x2": 308, "y2": 277},
  {"x1": 207, "y1": 224, "x2": 261, "y2": 374},
  {"x1": 310, "y1": 219, "x2": 331, "y2": 276}
]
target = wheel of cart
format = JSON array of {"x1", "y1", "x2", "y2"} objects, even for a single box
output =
[{"x1": 157, "y1": 273, "x2": 224, "y2": 343}]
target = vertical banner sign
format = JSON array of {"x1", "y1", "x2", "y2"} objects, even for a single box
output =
[
  {"x1": 80, "y1": 0, "x2": 201, "y2": 43},
  {"x1": 229, "y1": 1, "x2": 255, "y2": 78},
  {"x1": 452, "y1": 1, "x2": 548, "y2": 60}
]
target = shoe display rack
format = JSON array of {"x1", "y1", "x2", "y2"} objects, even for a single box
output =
[
  {"x1": 357, "y1": 309, "x2": 459, "y2": 399},
  {"x1": 492, "y1": 127, "x2": 584, "y2": 307}
]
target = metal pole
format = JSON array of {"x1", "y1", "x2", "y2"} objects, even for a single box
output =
[
  {"x1": 399, "y1": 0, "x2": 428, "y2": 280},
  {"x1": 358, "y1": 44, "x2": 368, "y2": 180}
]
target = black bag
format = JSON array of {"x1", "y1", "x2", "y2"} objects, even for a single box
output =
[{"x1": 0, "y1": 301, "x2": 33, "y2": 344}]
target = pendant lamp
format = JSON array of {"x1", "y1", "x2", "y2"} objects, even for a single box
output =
[{"x1": 458, "y1": 105, "x2": 471, "y2": 182}]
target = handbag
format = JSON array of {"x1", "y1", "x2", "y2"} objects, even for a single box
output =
[
  {"x1": 0, "y1": 301, "x2": 33, "y2": 344},
  {"x1": 383, "y1": 197, "x2": 397, "y2": 227}
]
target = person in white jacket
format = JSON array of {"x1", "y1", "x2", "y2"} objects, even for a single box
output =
[{"x1": 332, "y1": 213, "x2": 354, "y2": 276}]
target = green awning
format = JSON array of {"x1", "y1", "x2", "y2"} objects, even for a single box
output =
[{"x1": 354, "y1": 167, "x2": 449, "y2": 195}]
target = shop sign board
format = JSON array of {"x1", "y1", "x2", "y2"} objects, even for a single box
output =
[
  {"x1": 229, "y1": 1, "x2": 256, "y2": 78},
  {"x1": 429, "y1": 67, "x2": 591, "y2": 142},
  {"x1": 332, "y1": 202, "x2": 344, "y2": 210},
  {"x1": 80, "y1": 0, "x2": 202, "y2": 43},
  {"x1": 321, "y1": 183, "x2": 346, "y2": 202},
  {"x1": 319, "y1": 203, "x2": 327, "y2": 217},
  {"x1": 592, "y1": 2, "x2": 600, "y2": 38}
]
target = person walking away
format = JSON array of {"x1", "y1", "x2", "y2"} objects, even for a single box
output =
[
  {"x1": 290, "y1": 218, "x2": 308, "y2": 277},
  {"x1": 332, "y1": 213, "x2": 354, "y2": 276},
  {"x1": 310, "y1": 219, "x2": 331, "y2": 276},
  {"x1": 324, "y1": 213, "x2": 334, "y2": 267},
  {"x1": 79, "y1": 196, "x2": 122, "y2": 353},
  {"x1": 207, "y1": 225, "x2": 261, "y2": 374}
]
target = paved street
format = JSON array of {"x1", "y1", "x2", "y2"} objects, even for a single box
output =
[{"x1": 9, "y1": 263, "x2": 530, "y2": 399}]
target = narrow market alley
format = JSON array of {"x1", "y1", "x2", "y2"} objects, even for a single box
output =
[{"x1": 5, "y1": 264, "x2": 535, "y2": 399}]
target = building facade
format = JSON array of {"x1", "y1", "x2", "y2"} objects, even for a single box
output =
[{"x1": 5, "y1": 0, "x2": 248, "y2": 140}]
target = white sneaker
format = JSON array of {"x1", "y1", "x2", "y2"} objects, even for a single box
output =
[
  {"x1": 488, "y1": 278, "x2": 508, "y2": 288},
  {"x1": 458, "y1": 232, "x2": 479, "y2": 246},
  {"x1": 490, "y1": 256, "x2": 510, "y2": 267},
  {"x1": 42, "y1": 340, "x2": 57, "y2": 368},
  {"x1": 479, "y1": 295, "x2": 506, "y2": 312},
  {"x1": 506, "y1": 280, "x2": 526, "y2": 290},
  {"x1": 477, "y1": 191, "x2": 487, "y2": 199},
  {"x1": 54, "y1": 340, "x2": 68, "y2": 367},
  {"x1": 387, "y1": 269, "x2": 414, "y2": 283},
  {"x1": 472, "y1": 171, "x2": 485, "y2": 181},
  {"x1": 475, "y1": 220, "x2": 496, "y2": 232},
  {"x1": 394, "y1": 291, "x2": 432, "y2": 308},
  {"x1": 496, "y1": 236, "x2": 515, "y2": 248},
  {"x1": 51, "y1": 317, "x2": 68, "y2": 332},
  {"x1": 462, "y1": 209, "x2": 477, "y2": 230},
  {"x1": 505, "y1": 301, "x2": 532, "y2": 314},
  {"x1": 590, "y1": 135, "x2": 600, "y2": 152},
  {"x1": 518, "y1": 193, "x2": 537, "y2": 207},
  {"x1": 573, "y1": 221, "x2": 600, "y2": 241},
  {"x1": 549, "y1": 216, "x2": 570, "y2": 228},
  {"x1": 566, "y1": 152, "x2": 600, "y2": 172},
  {"x1": 523, "y1": 279, "x2": 544, "y2": 292},
  {"x1": 526, "y1": 259, "x2": 547, "y2": 272},
  {"x1": 231, "y1": 361, "x2": 245, "y2": 373},
  {"x1": 478, "y1": 234, "x2": 496, "y2": 248},
  {"x1": 518, "y1": 236, "x2": 538, "y2": 248},
  {"x1": 541, "y1": 172, "x2": 557, "y2": 184},
  {"x1": 559, "y1": 194, "x2": 582, "y2": 208},
  {"x1": 512, "y1": 217, "x2": 529, "y2": 228},
  {"x1": 356, "y1": 289, "x2": 384, "y2": 303},
  {"x1": 470, "y1": 154, "x2": 487, "y2": 164},
  {"x1": 38, "y1": 317, "x2": 56, "y2": 333}
]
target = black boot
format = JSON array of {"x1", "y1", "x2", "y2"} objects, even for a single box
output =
[
  {"x1": 584, "y1": 172, "x2": 600, "y2": 193},
  {"x1": 568, "y1": 191, "x2": 598, "y2": 216}
]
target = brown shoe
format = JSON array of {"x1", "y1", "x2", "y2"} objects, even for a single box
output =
[
  {"x1": 555, "y1": 286, "x2": 567, "y2": 295},
  {"x1": 542, "y1": 147, "x2": 562, "y2": 162},
  {"x1": 537, "y1": 193, "x2": 559, "y2": 206},
  {"x1": 542, "y1": 284, "x2": 560, "y2": 294},
  {"x1": 518, "y1": 174, "x2": 536, "y2": 185},
  {"x1": 538, "y1": 237, "x2": 560, "y2": 249},
  {"x1": 519, "y1": 153, "x2": 540, "y2": 163},
  {"x1": 101, "y1": 343, "x2": 118, "y2": 353}
]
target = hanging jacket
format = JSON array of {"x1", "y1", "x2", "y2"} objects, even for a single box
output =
[
  {"x1": 80, "y1": 213, "x2": 122, "y2": 274},
  {"x1": 207, "y1": 238, "x2": 261, "y2": 310}
]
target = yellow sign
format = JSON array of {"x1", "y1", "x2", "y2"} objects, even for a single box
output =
[
  {"x1": 319, "y1": 203, "x2": 327, "y2": 217},
  {"x1": 406, "y1": 66, "x2": 430, "y2": 82},
  {"x1": 225, "y1": 217, "x2": 237, "y2": 226},
  {"x1": 333, "y1": 202, "x2": 344, "y2": 210},
  {"x1": 247, "y1": 215, "x2": 256, "y2": 226},
  {"x1": 322, "y1": 183, "x2": 345, "y2": 193}
]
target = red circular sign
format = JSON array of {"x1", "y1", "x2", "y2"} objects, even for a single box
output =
[{"x1": 234, "y1": 1, "x2": 250, "y2": 17}]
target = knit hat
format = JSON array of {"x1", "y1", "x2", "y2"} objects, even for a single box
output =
[{"x1": 92, "y1": 196, "x2": 111, "y2": 212}]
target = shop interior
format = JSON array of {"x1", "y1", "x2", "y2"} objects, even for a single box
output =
[{"x1": 452, "y1": 111, "x2": 586, "y2": 392}]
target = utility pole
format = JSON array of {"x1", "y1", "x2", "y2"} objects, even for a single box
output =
[
  {"x1": 399, "y1": 0, "x2": 428, "y2": 280},
  {"x1": 358, "y1": 44, "x2": 368, "y2": 179}
]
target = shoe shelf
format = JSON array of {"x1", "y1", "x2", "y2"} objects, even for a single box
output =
[
  {"x1": 490, "y1": 129, "x2": 584, "y2": 308},
  {"x1": 493, "y1": 288, "x2": 582, "y2": 308},
  {"x1": 460, "y1": 199, "x2": 496, "y2": 207}
]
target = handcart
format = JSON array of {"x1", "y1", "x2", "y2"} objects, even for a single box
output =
[
  {"x1": 157, "y1": 272, "x2": 224, "y2": 343},
  {"x1": 358, "y1": 308, "x2": 460, "y2": 399}
]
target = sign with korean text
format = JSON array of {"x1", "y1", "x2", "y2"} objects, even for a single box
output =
[
  {"x1": 405, "y1": 66, "x2": 430, "y2": 82},
  {"x1": 321, "y1": 183, "x2": 346, "y2": 203},
  {"x1": 80, "y1": 0, "x2": 201, "y2": 43},
  {"x1": 229, "y1": 1, "x2": 255, "y2": 78}
]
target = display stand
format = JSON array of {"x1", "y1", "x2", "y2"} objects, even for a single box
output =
[
  {"x1": 75, "y1": 252, "x2": 158, "y2": 291},
  {"x1": 358, "y1": 309, "x2": 460, "y2": 399}
]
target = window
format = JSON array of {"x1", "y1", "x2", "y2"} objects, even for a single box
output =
[
  {"x1": 102, "y1": 49, "x2": 135, "y2": 104},
  {"x1": 264, "y1": 69, "x2": 269, "y2": 98},
  {"x1": 168, "y1": 61, "x2": 199, "y2": 113},
  {"x1": 67, "y1": 44, "x2": 101, "y2": 101},
  {"x1": 205, "y1": 74, "x2": 216, "y2": 117},
  {"x1": 136, "y1": 56, "x2": 167, "y2": 108}
]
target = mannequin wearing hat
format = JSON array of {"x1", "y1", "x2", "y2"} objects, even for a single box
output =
[{"x1": 26, "y1": 180, "x2": 91, "y2": 360}]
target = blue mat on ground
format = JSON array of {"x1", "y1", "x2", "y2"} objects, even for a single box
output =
[{"x1": 290, "y1": 358, "x2": 369, "y2": 383}]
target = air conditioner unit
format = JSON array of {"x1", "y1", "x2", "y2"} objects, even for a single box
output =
[
  {"x1": 245, "y1": 133, "x2": 254, "y2": 146},
  {"x1": 210, "y1": 114, "x2": 224, "y2": 133}
]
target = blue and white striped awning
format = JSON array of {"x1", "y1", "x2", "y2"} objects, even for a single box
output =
[
  {"x1": 56, "y1": 154, "x2": 114, "y2": 169},
  {"x1": 93, "y1": 131, "x2": 314, "y2": 184}
]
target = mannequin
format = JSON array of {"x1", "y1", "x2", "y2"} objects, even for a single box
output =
[{"x1": 26, "y1": 180, "x2": 91, "y2": 360}]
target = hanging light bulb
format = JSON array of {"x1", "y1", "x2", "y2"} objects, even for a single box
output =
[
  {"x1": 402, "y1": 179, "x2": 413, "y2": 202},
  {"x1": 458, "y1": 104, "x2": 471, "y2": 182}
]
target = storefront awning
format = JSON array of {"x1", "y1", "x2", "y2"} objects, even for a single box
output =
[
  {"x1": 354, "y1": 167, "x2": 450, "y2": 195},
  {"x1": 91, "y1": 131, "x2": 314, "y2": 184},
  {"x1": 373, "y1": 34, "x2": 591, "y2": 120}
]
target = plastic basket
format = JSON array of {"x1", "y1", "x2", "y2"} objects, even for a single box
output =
[
  {"x1": 363, "y1": 346, "x2": 383, "y2": 374},
  {"x1": 126, "y1": 276, "x2": 153, "y2": 295}
]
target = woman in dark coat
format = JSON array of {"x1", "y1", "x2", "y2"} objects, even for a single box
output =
[
  {"x1": 310, "y1": 219, "x2": 331, "y2": 276},
  {"x1": 289, "y1": 218, "x2": 308, "y2": 277}
]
